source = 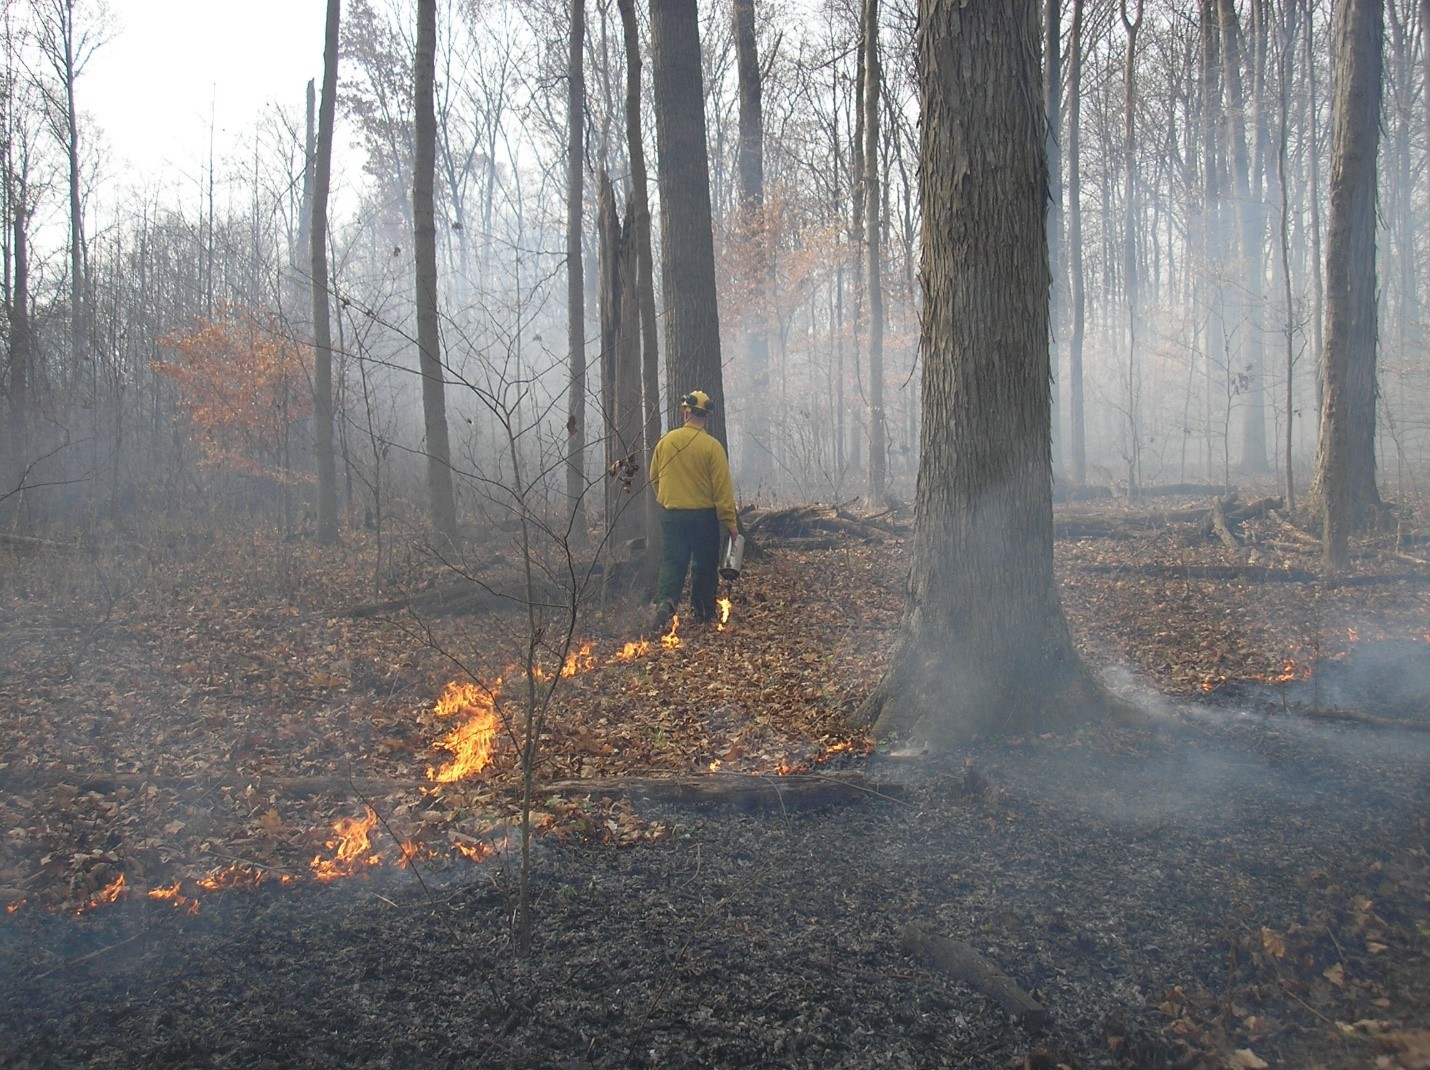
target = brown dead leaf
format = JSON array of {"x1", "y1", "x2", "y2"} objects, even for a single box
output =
[
  {"x1": 1228, "y1": 1050, "x2": 1268, "y2": 1070},
  {"x1": 1260, "y1": 926, "x2": 1286, "y2": 959}
]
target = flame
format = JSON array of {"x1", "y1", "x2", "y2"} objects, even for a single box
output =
[
  {"x1": 708, "y1": 759, "x2": 722, "y2": 773},
  {"x1": 309, "y1": 807, "x2": 382, "y2": 881},
  {"x1": 454, "y1": 840, "x2": 498, "y2": 863},
  {"x1": 661, "y1": 614, "x2": 683, "y2": 650},
  {"x1": 148, "y1": 882, "x2": 201, "y2": 915},
  {"x1": 1347, "y1": 627, "x2": 1360, "y2": 643},
  {"x1": 613, "y1": 638, "x2": 651, "y2": 661},
  {"x1": 717, "y1": 598, "x2": 732, "y2": 632},
  {"x1": 1258, "y1": 657, "x2": 1312, "y2": 684},
  {"x1": 397, "y1": 840, "x2": 435, "y2": 868},
  {"x1": 6, "y1": 899, "x2": 26, "y2": 914},
  {"x1": 78, "y1": 873, "x2": 127, "y2": 913},
  {"x1": 195, "y1": 863, "x2": 295, "y2": 891},
  {"x1": 562, "y1": 643, "x2": 596, "y2": 677},
  {"x1": 428, "y1": 680, "x2": 500, "y2": 783}
]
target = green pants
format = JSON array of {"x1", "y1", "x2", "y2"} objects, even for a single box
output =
[{"x1": 657, "y1": 507, "x2": 721, "y2": 622}]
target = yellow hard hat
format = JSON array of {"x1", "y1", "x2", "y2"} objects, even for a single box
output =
[{"x1": 681, "y1": 390, "x2": 713, "y2": 415}]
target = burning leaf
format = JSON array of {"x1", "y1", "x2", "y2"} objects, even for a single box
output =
[
  {"x1": 79, "y1": 873, "x2": 127, "y2": 913},
  {"x1": 309, "y1": 807, "x2": 382, "y2": 881},
  {"x1": 428, "y1": 681, "x2": 500, "y2": 783},
  {"x1": 561, "y1": 643, "x2": 596, "y2": 677}
]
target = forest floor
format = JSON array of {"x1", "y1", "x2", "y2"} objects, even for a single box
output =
[{"x1": 0, "y1": 491, "x2": 1426, "y2": 1069}]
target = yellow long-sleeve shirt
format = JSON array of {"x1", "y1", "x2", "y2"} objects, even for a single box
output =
[{"x1": 649, "y1": 425, "x2": 738, "y2": 529}]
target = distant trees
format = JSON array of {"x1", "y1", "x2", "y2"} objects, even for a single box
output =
[{"x1": 0, "y1": 0, "x2": 1427, "y2": 569}]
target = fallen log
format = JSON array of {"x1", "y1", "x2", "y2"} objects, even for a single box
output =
[
  {"x1": 1295, "y1": 706, "x2": 1430, "y2": 732},
  {"x1": 1210, "y1": 497, "x2": 1241, "y2": 550},
  {"x1": 899, "y1": 922, "x2": 1049, "y2": 1032}
]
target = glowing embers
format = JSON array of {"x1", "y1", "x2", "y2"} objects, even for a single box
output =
[
  {"x1": 309, "y1": 806, "x2": 383, "y2": 881},
  {"x1": 428, "y1": 680, "x2": 501, "y2": 783}
]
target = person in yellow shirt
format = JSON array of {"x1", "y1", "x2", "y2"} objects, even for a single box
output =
[{"x1": 648, "y1": 390, "x2": 739, "y2": 631}]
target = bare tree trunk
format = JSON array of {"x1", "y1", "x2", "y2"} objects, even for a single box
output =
[
  {"x1": 1121, "y1": 0, "x2": 1143, "y2": 496},
  {"x1": 615, "y1": 0, "x2": 663, "y2": 570},
  {"x1": 566, "y1": 0, "x2": 588, "y2": 535},
  {"x1": 1045, "y1": 0, "x2": 1064, "y2": 478},
  {"x1": 863, "y1": 0, "x2": 886, "y2": 504},
  {"x1": 1310, "y1": 0, "x2": 1383, "y2": 569},
  {"x1": 312, "y1": 0, "x2": 340, "y2": 545},
  {"x1": 5, "y1": 180, "x2": 30, "y2": 506},
  {"x1": 853, "y1": 0, "x2": 1113, "y2": 745},
  {"x1": 733, "y1": 0, "x2": 772, "y2": 483},
  {"x1": 649, "y1": 0, "x2": 726, "y2": 444},
  {"x1": 598, "y1": 174, "x2": 643, "y2": 549},
  {"x1": 414, "y1": 0, "x2": 459, "y2": 542},
  {"x1": 1067, "y1": 0, "x2": 1086, "y2": 486},
  {"x1": 1275, "y1": 2, "x2": 1300, "y2": 511}
]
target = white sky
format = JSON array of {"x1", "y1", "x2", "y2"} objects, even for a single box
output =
[{"x1": 84, "y1": 1, "x2": 332, "y2": 190}]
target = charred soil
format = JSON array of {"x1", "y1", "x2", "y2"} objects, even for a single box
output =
[{"x1": 0, "y1": 498, "x2": 1427, "y2": 1069}]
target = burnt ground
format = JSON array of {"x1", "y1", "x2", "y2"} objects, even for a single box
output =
[{"x1": 0, "y1": 498, "x2": 1428, "y2": 1069}]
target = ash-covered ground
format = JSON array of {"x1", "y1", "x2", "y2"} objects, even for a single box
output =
[{"x1": 2, "y1": 708, "x2": 1425, "y2": 1070}]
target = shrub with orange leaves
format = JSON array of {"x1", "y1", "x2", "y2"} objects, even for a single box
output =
[{"x1": 154, "y1": 304, "x2": 314, "y2": 483}]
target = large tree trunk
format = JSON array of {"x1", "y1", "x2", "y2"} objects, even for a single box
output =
[
  {"x1": 311, "y1": 0, "x2": 340, "y2": 546},
  {"x1": 566, "y1": 0, "x2": 589, "y2": 535},
  {"x1": 863, "y1": 0, "x2": 886, "y2": 504},
  {"x1": 649, "y1": 0, "x2": 726, "y2": 445},
  {"x1": 414, "y1": 0, "x2": 459, "y2": 542},
  {"x1": 852, "y1": 0, "x2": 1113, "y2": 746},
  {"x1": 1066, "y1": 0, "x2": 1086, "y2": 486},
  {"x1": 733, "y1": 0, "x2": 772, "y2": 483},
  {"x1": 1309, "y1": 0, "x2": 1383, "y2": 569}
]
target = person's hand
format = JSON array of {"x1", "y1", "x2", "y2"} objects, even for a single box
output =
[{"x1": 728, "y1": 526, "x2": 739, "y2": 541}]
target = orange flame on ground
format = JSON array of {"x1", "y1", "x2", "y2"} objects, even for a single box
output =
[
  {"x1": 78, "y1": 873, "x2": 127, "y2": 913},
  {"x1": 148, "y1": 882, "x2": 201, "y2": 915},
  {"x1": 428, "y1": 680, "x2": 500, "y2": 783},
  {"x1": 613, "y1": 639, "x2": 651, "y2": 661},
  {"x1": 397, "y1": 840, "x2": 435, "y2": 868},
  {"x1": 454, "y1": 840, "x2": 498, "y2": 863},
  {"x1": 562, "y1": 643, "x2": 596, "y2": 677},
  {"x1": 309, "y1": 807, "x2": 382, "y2": 881},
  {"x1": 661, "y1": 615, "x2": 683, "y2": 650},
  {"x1": 1256, "y1": 657, "x2": 1313, "y2": 684},
  {"x1": 6, "y1": 898, "x2": 26, "y2": 914},
  {"x1": 717, "y1": 598, "x2": 732, "y2": 632}
]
